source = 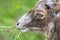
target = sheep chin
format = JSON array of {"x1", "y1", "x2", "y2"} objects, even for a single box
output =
[{"x1": 21, "y1": 28, "x2": 29, "y2": 32}]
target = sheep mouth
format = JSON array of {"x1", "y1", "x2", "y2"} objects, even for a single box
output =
[
  {"x1": 20, "y1": 28, "x2": 29, "y2": 32},
  {"x1": 17, "y1": 26, "x2": 41, "y2": 32}
]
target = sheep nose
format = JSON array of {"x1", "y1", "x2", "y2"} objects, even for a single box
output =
[{"x1": 17, "y1": 23, "x2": 20, "y2": 25}]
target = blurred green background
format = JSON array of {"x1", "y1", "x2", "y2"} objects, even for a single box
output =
[{"x1": 0, "y1": 0, "x2": 46, "y2": 40}]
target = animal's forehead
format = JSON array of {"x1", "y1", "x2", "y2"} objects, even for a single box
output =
[
  {"x1": 28, "y1": 9, "x2": 47, "y2": 16},
  {"x1": 27, "y1": 0, "x2": 58, "y2": 16},
  {"x1": 36, "y1": 1, "x2": 46, "y2": 11}
]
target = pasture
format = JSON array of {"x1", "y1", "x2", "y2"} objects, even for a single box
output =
[{"x1": 0, "y1": 0, "x2": 46, "y2": 40}]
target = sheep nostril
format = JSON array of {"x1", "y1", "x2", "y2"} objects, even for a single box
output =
[{"x1": 17, "y1": 23, "x2": 19, "y2": 25}]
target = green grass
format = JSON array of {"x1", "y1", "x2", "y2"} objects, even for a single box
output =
[
  {"x1": 0, "y1": 28, "x2": 46, "y2": 40},
  {"x1": 0, "y1": 0, "x2": 46, "y2": 40}
]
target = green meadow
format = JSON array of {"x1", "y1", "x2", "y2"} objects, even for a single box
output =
[{"x1": 0, "y1": 0, "x2": 46, "y2": 40}]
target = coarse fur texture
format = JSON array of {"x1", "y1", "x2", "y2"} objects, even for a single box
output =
[{"x1": 16, "y1": 0, "x2": 60, "y2": 40}]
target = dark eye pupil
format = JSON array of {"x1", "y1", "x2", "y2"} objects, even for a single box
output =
[
  {"x1": 36, "y1": 13, "x2": 44, "y2": 17},
  {"x1": 17, "y1": 23, "x2": 19, "y2": 25}
]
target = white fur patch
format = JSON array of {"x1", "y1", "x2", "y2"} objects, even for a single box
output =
[
  {"x1": 21, "y1": 28, "x2": 29, "y2": 32},
  {"x1": 36, "y1": 4, "x2": 45, "y2": 10},
  {"x1": 56, "y1": 12, "x2": 60, "y2": 17},
  {"x1": 16, "y1": 13, "x2": 32, "y2": 28},
  {"x1": 48, "y1": 22, "x2": 54, "y2": 31},
  {"x1": 46, "y1": 0, "x2": 55, "y2": 8},
  {"x1": 54, "y1": 12, "x2": 60, "y2": 17}
]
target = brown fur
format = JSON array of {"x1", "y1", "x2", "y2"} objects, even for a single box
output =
[{"x1": 17, "y1": 0, "x2": 60, "y2": 40}]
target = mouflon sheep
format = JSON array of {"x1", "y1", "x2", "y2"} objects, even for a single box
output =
[{"x1": 16, "y1": 0, "x2": 60, "y2": 40}]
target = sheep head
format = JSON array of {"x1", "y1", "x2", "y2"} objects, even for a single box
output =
[{"x1": 16, "y1": 0, "x2": 59, "y2": 33}]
